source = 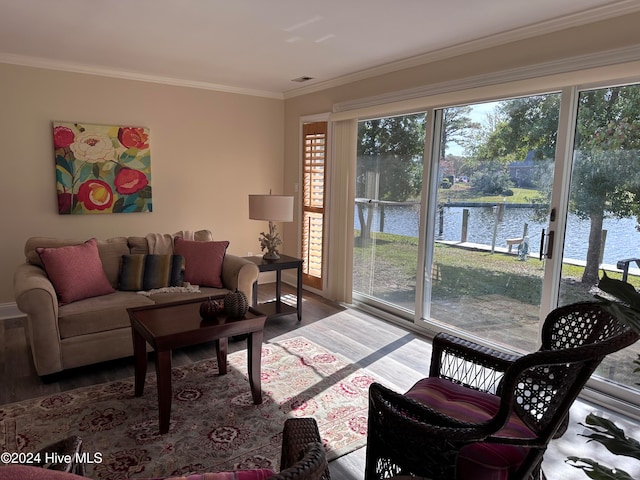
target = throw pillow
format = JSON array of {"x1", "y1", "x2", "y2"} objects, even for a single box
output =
[
  {"x1": 174, "y1": 238, "x2": 229, "y2": 288},
  {"x1": 119, "y1": 254, "x2": 184, "y2": 291},
  {"x1": 37, "y1": 238, "x2": 115, "y2": 304}
]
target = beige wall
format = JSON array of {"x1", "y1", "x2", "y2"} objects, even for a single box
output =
[
  {"x1": 0, "y1": 63, "x2": 284, "y2": 304},
  {"x1": 282, "y1": 12, "x2": 640, "y2": 293}
]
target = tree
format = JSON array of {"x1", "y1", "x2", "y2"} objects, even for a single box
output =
[
  {"x1": 441, "y1": 106, "x2": 480, "y2": 160},
  {"x1": 480, "y1": 88, "x2": 640, "y2": 285},
  {"x1": 357, "y1": 115, "x2": 425, "y2": 202},
  {"x1": 356, "y1": 114, "x2": 426, "y2": 241}
]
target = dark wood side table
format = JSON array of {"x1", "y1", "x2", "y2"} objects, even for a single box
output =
[
  {"x1": 128, "y1": 297, "x2": 266, "y2": 434},
  {"x1": 245, "y1": 254, "x2": 303, "y2": 321}
]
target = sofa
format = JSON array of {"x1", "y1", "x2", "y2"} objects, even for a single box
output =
[{"x1": 13, "y1": 230, "x2": 260, "y2": 376}]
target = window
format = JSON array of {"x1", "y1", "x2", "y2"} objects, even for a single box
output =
[{"x1": 301, "y1": 122, "x2": 327, "y2": 289}]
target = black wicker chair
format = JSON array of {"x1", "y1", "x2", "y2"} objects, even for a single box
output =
[
  {"x1": 275, "y1": 417, "x2": 331, "y2": 480},
  {"x1": 365, "y1": 302, "x2": 639, "y2": 480}
]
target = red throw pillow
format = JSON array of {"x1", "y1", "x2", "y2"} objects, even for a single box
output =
[
  {"x1": 37, "y1": 238, "x2": 115, "y2": 304},
  {"x1": 174, "y1": 238, "x2": 229, "y2": 288}
]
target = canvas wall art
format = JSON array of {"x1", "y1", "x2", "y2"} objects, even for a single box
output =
[{"x1": 52, "y1": 121, "x2": 152, "y2": 214}]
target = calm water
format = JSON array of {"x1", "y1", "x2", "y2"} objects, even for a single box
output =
[{"x1": 356, "y1": 204, "x2": 640, "y2": 265}]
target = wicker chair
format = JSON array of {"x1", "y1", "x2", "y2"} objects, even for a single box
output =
[
  {"x1": 365, "y1": 302, "x2": 639, "y2": 480},
  {"x1": 275, "y1": 417, "x2": 331, "y2": 480}
]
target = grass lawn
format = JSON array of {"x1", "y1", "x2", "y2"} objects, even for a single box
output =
[
  {"x1": 441, "y1": 184, "x2": 544, "y2": 204},
  {"x1": 354, "y1": 230, "x2": 640, "y2": 306}
]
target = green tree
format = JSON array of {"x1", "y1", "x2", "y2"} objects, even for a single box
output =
[
  {"x1": 357, "y1": 115, "x2": 426, "y2": 201},
  {"x1": 441, "y1": 106, "x2": 480, "y2": 160},
  {"x1": 479, "y1": 88, "x2": 640, "y2": 285},
  {"x1": 356, "y1": 114, "x2": 426, "y2": 241}
]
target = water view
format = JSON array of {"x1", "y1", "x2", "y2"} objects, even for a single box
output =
[{"x1": 356, "y1": 203, "x2": 640, "y2": 266}]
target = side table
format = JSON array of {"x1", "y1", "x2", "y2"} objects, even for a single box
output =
[{"x1": 245, "y1": 254, "x2": 302, "y2": 321}]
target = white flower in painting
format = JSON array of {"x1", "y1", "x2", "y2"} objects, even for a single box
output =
[{"x1": 70, "y1": 131, "x2": 115, "y2": 163}]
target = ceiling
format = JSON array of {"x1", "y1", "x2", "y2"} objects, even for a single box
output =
[{"x1": 0, "y1": 0, "x2": 637, "y2": 98}]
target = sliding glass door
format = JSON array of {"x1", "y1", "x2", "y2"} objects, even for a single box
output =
[
  {"x1": 352, "y1": 113, "x2": 426, "y2": 314},
  {"x1": 350, "y1": 82, "x2": 640, "y2": 406},
  {"x1": 557, "y1": 84, "x2": 640, "y2": 395},
  {"x1": 425, "y1": 95, "x2": 560, "y2": 352}
]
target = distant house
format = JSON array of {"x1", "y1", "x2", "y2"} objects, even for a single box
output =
[{"x1": 508, "y1": 151, "x2": 536, "y2": 187}]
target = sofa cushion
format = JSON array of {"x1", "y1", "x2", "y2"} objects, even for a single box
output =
[
  {"x1": 25, "y1": 236, "x2": 129, "y2": 288},
  {"x1": 58, "y1": 291, "x2": 154, "y2": 338},
  {"x1": 119, "y1": 254, "x2": 184, "y2": 291},
  {"x1": 37, "y1": 238, "x2": 115, "y2": 304},
  {"x1": 174, "y1": 238, "x2": 229, "y2": 288}
]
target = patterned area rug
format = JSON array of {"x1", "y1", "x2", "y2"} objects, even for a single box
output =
[{"x1": 0, "y1": 336, "x2": 376, "y2": 479}]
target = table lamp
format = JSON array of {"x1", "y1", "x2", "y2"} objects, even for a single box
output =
[{"x1": 249, "y1": 193, "x2": 294, "y2": 260}]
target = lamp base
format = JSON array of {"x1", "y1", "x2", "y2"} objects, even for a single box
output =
[
  {"x1": 262, "y1": 251, "x2": 280, "y2": 260},
  {"x1": 258, "y1": 221, "x2": 283, "y2": 261}
]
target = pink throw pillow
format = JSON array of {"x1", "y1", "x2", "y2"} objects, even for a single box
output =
[
  {"x1": 174, "y1": 238, "x2": 229, "y2": 288},
  {"x1": 37, "y1": 238, "x2": 115, "y2": 304}
]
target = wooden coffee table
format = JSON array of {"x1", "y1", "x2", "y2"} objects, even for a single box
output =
[{"x1": 128, "y1": 297, "x2": 267, "y2": 434}]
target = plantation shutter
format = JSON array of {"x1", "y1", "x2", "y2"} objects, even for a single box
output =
[{"x1": 302, "y1": 121, "x2": 327, "y2": 289}]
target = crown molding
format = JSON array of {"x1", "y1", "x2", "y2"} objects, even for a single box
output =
[
  {"x1": 284, "y1": 0, "x2": 640, "y2": 100},
  {"x1": 0, "y1": 53, "x2": 284, "y2": 100}
]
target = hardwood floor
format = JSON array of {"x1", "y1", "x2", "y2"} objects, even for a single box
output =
[{"x1": 2, "y1": 284, "x2": 639, "y2": 479}]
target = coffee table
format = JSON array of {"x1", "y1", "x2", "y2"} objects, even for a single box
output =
[{"x1": 128, "y1": 297, "x2": 267, "y2": 434}]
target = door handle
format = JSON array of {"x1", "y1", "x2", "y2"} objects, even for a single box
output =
[{"x1": 539, "y1": 229, "x2": 555, "y2": 260}]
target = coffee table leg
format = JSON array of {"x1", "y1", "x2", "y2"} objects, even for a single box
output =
[
  {"x1": 155, "y1": 350, "x2": 172, "y2": 434},
  {"x1": 247, "y1": 330, "x2": 263, "y2": 404},
  {"x1": 215, "y1": 338, "x2": 228, "y2": 375},
  {"x1": 132, "y1": 328, "x2": 147, "y2": 397}
]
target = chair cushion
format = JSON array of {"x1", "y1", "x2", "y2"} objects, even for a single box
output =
[
  {"x1": 406, "y1": 377, "x2": 536, "y2": 480},
  {"x1": 0, "y1": 465, "x2": 87, "y2": 479}
]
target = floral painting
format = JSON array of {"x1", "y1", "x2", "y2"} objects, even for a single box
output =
[{"x1": 52, "y1": 121, "x2": 152, "y2": 214}]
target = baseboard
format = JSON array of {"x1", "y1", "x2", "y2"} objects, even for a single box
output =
[{"x1": 0, "y1": 302, "x2": 24, "y2": 320}]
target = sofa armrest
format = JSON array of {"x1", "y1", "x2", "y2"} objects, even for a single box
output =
[
  {"x1": 14, "y1": 263, "x2": 64, "y2": 375},
  {"x1": 221, "y1": 254, "x2": 259, "y2": 304}
]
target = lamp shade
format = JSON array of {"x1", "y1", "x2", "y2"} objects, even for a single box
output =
[{"x1": 249, "y1": 195, "x2": 294, "y2": 222}]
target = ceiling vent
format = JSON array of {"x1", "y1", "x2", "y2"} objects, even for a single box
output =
[{"x1": 292, "y1": 76, "x2": 314, "y2": 83}]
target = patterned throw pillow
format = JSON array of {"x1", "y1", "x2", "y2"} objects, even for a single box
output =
[
  {"x1": 36, "y1": 238, "x2": 115, "y2": 304},
  {"x1": 173, "y1": 238, "x2": 229, "y2": 288},
  {"x1": 119, "y1": 254, "x2": 184, "y2": 291}
]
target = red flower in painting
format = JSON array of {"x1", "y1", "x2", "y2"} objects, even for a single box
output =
[
  {"x1": 53, "y1": 126, "x2": 75, "y2": 149},
  {"x1": 77, "y1": 180, "x2": 113, "y2": 211},
  {"x1": 118, "y1": 127, "x2": 149, "y2": 149},
  {"x1": 114, "y1": 168, "x2": 148, "y2": 195}
]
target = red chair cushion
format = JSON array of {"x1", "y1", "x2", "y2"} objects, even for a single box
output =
[{"x1": 406, "y1": 377, "x2": 536, "y2": 480}]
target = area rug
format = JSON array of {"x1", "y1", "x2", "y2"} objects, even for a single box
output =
[{"x1": 0, "y1": 336, "x2": 377, "y2": 479}]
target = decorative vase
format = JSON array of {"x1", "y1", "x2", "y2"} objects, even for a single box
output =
[
  {"x1": 199, "y1": 297, "x2": 223, "y2": 320},
  {"x1": 224, "y1": 289, "x2": 249, "y2": 318}
]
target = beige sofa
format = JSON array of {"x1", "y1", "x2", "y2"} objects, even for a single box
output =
[{"x1": 13, "y1": 231, "x2": 259, "y2": 376}]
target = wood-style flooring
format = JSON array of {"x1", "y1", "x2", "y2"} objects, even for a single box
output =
[{"x1": 2, "y1": 284, "x2": 639, "y2": 479}]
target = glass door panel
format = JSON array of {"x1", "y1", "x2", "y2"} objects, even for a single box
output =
[
  {"x1": 353, "y1": 113, "x2": 426, "y2": 313},
  {"x1": 426, "y1": 95, "x2": 560, "y2": 352},
  {"x1": 558, "y1": 84, "x2": 640, "y2": 392}
]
